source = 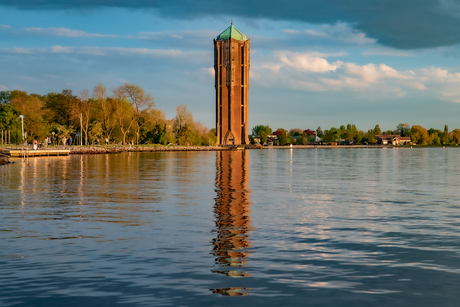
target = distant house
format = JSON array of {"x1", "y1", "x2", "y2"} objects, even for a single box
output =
[
  {"x1": 253, "y1": 136, "x2": 261, "y2": 144},
  {"x1": 303, "y1": 129, "x2": 317, "y2": 136},
  {"x1": 302, "y1": 129, "x2": 322, "y2": 143},
  {"x1": 376, "y1": 135, "x2": 411, "y2": 145}
]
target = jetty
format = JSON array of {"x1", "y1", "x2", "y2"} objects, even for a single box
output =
[{"x1": 0, "y1": 147, "x2": 70, "y2": 157}]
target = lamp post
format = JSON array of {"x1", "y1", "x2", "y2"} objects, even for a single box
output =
[
  {"x1": 19, "y1": 115, "x2": 24, "y2": 157},
  {"x1": 80, "y1": 113, "x2": 83, "y2": 146},
  {"x1": 19, "y1": 115, "x2": 24, "y2": 144}
]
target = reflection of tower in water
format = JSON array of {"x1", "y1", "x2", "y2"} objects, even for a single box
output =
[{"x1": 211, "y1": 150, "x2": 253, "y2": 296}]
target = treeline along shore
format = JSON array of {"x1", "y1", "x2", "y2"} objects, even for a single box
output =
[
  {"x1": 0, "y1": 85, "x2": 217, "y2": 148},
  {"x1": 1, "y1": 86, "x2": 460, "y2": 149}
]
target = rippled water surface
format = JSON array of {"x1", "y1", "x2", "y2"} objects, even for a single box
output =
[{"x1": 1, "y1": 148, "x2": 460, "y2": 306}]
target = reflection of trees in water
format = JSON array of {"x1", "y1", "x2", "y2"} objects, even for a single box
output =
[
  {"x1": 210, "y1": 287, "x2": 251, "y2": 296},
  {"x1": 14, "y1": 153, "x2": 168, "y2": 226},
  {"x1": 211, "y1": 150, "x2": 253, "y2": 295}
]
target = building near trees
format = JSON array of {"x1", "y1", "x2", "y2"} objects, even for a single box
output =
[
  {"x1": 376, "y1": 135, "x2": 411, "y2": 145},
  {"x1": 214, "y1": 24, "x2": 250, "y2": 145}
]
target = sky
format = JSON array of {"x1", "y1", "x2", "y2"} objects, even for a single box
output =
[{"x1": 1, "y1": 0, "x2": 460, "y2": 132}]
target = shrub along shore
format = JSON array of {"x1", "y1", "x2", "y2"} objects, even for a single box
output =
[{"x1": 69, "y1": 145, "x2": 231, "y2": 154}]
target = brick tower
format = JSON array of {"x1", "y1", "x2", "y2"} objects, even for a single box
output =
[{"x1": 214, "y1": 24, "x2": 250, "y2": 145}]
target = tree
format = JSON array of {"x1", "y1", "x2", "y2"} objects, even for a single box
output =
[
  {"x1": 441, "y1": 125, "x2": 451, "y2": 145},
  {"x1": 51, "y1": 124, "x2": 75, "y2": 144},
  {"x1": 93, "y1": 83, "x2": 117, "y2": 141},
  {"x1": 316, "y1": 126, "x2": 324, "y2": 138},
  {"x1": 120, "y1": 84, "x2": 155, "y2": 144},
  {"x1": 354, "y1": 131, "x2": 364, "y2": 144},
  {"x1": 252, "y1": 125, "x2": 272, "y2": 144},
  {"x1": 210, "y1": 128, "x2": 216, "y2": 136},
  {"x1": 9, "y1": 90, "x2": 29, "y2": 102},
  {"x1": 0, "y1": 91, "x2": 10, "y2": 105},
  {"x1": 173, "y1": 105, "x2": 193, "y2": 133},
  {"x1": 176, "y1": 124, "x2": 199, "y2": 145},
  {"x1": 374, "y1": 124, "x2": 381, "y2": 135},
  {"x1": 344, "y1": 124, "x2": 357, "y2": 141},
  {"x1": 397, "y1": 123, "x2": 410, "y2": 137},
  {"x1": 171, "y1": 105, "x2": 195, "y2": 145},
  {"x1": 89, "y1": 122, "x2": 103, "y2": 144},
  {"x1": 279, "y1": 133, "x2": 294, "y2": 145},
  {"x1": 296, "y1": 133, "x2": 307, "y2": 145},
  {"x1": 144, "y1": 123, "x2": 167, "y2": 144},
  {"x1": 193, "y1": 121, "x2": 216, "y2": 146},
  {"x1": 289, "y1": 128, "x2": 303, "y2": 136},
  {"x1": 323, "y1": 127, "x2": 341, "y2": 143},
  {"x1": 275, "y1": 128, "x2": 293, "y2": 145},
  {"x1": 322, "y1": 128, "x2": 334, "y2": 143},
  {"x1": 45, "y1": 90, "x2": 76, "y2": 128},
  {"x1": 252, "y1": 125, "x2": 272, "y2": 136},
  {"x1": 452, "y1": 129, "x2": 460, "y2": 144},
  {"x1": 258, "y1": 130, "x2": 269, "y2": 144},
  {"x1": 112, "y1": 87, "x2": 135, "y2": 145},
  {"x1": 71, "y1": 89, "x2": 94, "y2": 145},
  {"x1": 0, "y1": 104, "x2": 20, "y2": 130},
  {"x1": 10, "y1": 94, "x2": 48, "y2": 141},
  {"x1": 138, "y1": 108, "x2": 166, "y2": 144},
  {"x1": 431, "y1": 132, "x2": 441, "y2": 145},
  {"x1": 367, "y1": 130, "x2": 376, "y2": 144},
  {"x1": 410, "y1": 125, "x2": 430, "y2": 145},
  {"x1": 0, "y1": 104, "x2": 21, "y2": 144}
]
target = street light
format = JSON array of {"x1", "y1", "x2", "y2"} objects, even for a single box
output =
[{"x1": 19, "y1": 115, "x2": 24, "y2": 144}]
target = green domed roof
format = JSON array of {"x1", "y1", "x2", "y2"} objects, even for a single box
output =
[{"x1": 216, "y1": 24, "x2": 247, "y2": 41}]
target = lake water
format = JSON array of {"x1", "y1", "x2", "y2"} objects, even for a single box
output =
[{"x1": 1, "y1": 148, "x2": 460, "y2": 306}]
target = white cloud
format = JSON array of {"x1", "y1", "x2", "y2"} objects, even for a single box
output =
[
  {"x1": 419, "y1": 67, "x2": 460, "y2": 83},
  {"x1": 18, "y1": 27, "x2": 118, "y2": 38},
  {"x1": 417, "y1": 67, "x2": 460, "y2": 102},
  {"x1": 0, "y1": 47, "x2": 36, "y2": 54},
  {"x1": 204, "y1": 67, "x2": 214, "y2": 77},
  {"x1": 277, "y1": 51, "x2": 342, "y2": 73},
  {"x1": 0, "y1": 46, "x2": 206, "y2": 59},
  {"x1": 51, "y1": 46, "x2": 73, "y2": 53},
  {"x1": 250, "y1": 50, "x2": 440, "y2": 99},
  {"x1": 0, "y1": 24, "x2": 12, "y2": 29},
  {"x1": 189, "y1": 67, "x2": 215, "y2": 83},
  {"x1": 0, "y1": 85, "x2": 8, "y2": 91}
]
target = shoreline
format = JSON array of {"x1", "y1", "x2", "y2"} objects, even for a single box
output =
[
  {"x1": 0, "y1": 144, "x2": 456, "y2": 159},
  {"x1": 69, "y1": 145, "x2": 230, "y2": 154}
]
